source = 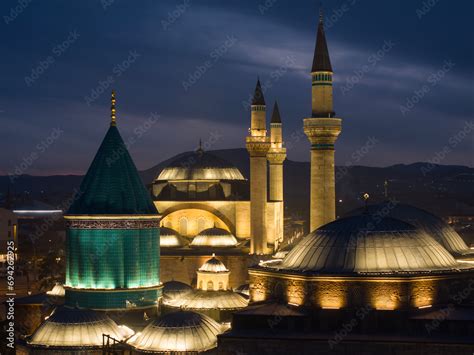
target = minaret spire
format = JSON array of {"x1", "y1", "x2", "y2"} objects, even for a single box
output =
[
  {"x1": 252, "y1": 78, "x2": 265, "y2": 106},
  {"x1": 304, "y1": 7, "x2": 342, "y2": 231},
  {"x1": 110, "y1": 90, "x2": 117, "y2": 126},
  {"x1": 271, "y1": 101, "x2": 281, "y2": 124}
]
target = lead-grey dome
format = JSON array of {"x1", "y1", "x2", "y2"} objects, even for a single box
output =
[
  {"x1": 156, "y1": 150, "x2": 245, "y2": 181},
  {"x1": 346, "y1": 202, "x2": 473, "y2": 257},
  {"x1": 129, "y1": 311, "x2": 222, "y2": 353},
  {"x1": 274, "y1": 214, "x2": 462, "y2": 274}
]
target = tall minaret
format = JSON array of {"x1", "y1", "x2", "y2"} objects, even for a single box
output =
[
  {"x1": 246, "y1": 79, "x2": 271, "y2": 254},
  {"x1": 267, "y1": 101, "x2": 286, "y2": 202},
  {"x1": 304, "y1": 9, "x2": 342, "y2": 231}
]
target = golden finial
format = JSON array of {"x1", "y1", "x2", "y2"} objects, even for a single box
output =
[
  {"x1": 110, "y1": 90, "x2": 117, "y2": 126},
  {"x1": 363, "y1": 193, "x2": 370, "y2": 212}
]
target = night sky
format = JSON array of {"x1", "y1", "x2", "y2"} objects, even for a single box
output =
[{"x1": 1, "y1": 0, "x2": 473, "y2": 176}]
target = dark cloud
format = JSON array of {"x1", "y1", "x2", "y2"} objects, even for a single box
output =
[{"x1": 0, "y1": 0, "x2": 472, "y2": 175}]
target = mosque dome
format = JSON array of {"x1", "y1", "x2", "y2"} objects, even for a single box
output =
[
  {"x1": 191, "y1": 227, "x2": 239, "y2": 248},
  {"x1": 346, "y1": 202, "x2": 473, "y2": 257},
  {"x1": 28, "y1": 307, "x2": 131, "y2": 349},
  {"x1": 156, "y1": 150, "x2": 245, "y2": 181},
  {"x1": 129, "y1": 311, "x2": 222, "y2": 353},
  {"x1": 162, "y1": 281, "x2": 193, "y2": 304},
  {"x1": 275, "y1": 214, "x2": 462, "y2": 274},
  {"x1": 199, "y1": 255, "x2": 229, "y2": 273},
  {"x1": 160, "y1": 227, "x2": 189, "y2": 248},
  {"x1": 171, "y1": 290, "x2": 249, "y2": 310}
]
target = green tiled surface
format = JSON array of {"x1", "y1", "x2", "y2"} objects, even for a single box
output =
[
  {"x1": 66, "y1": 228, "x2": 160, "y2": 289},
  {"x1": 67, "y1": 125, "x2": 158, "y2": 215},
  {"x1": 65, "y1": 287, "x2": 161, "y2": 309}
]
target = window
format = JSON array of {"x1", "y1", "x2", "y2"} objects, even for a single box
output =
[
  {"x1": 207, "y1": 280, "x2": 214, "y2": 291},
  {"x1": 218, "y1": 282, "x2": 224, "y2": 290},
  {"x1": 179, "y1": 217, "x2": 188, "y2": 236}
]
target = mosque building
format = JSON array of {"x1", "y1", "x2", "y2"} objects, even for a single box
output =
[
  {"x1": 18, "y1": 8, "x2": 474, "y2": 355},
  {"x1": 154, "y1": 83, "x2": 286, "y2": 289}
]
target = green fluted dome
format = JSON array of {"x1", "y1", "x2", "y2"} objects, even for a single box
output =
[{"x1": 67, "y1": 125, "x2": 157, "y2": 215}]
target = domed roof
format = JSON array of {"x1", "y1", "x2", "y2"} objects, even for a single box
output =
[
  {"x1": 67, "y1": 125, "x2": 158, "y2": 215},
  {"x1": 160, "y1": 227, "x2": 189, "y2": 248},
  {"x1": 234, "y1": 283, "x2": 250, "y2": 297},
  {"x1": 170, "y1": 290, "x2": 248, "y2": 310},
  {"x1": 346, "y1": 202, "x2": 473, "y2": 256},
  {"x1": 274, "y1": 214, "x2": 462, "y2": 274},
  {"x1": 191, "y1": 227, "x2": 238, "y2": 248},
  {"x1": 129, "y1": 311, "x2": 222, "y2": 353},
  {"x1": 156, "y1": 150, "x2": 245, "y2": 181},
  {"x1": 29, "y1": 307, "x2": 129, "y2": 348},
  {"x1": 162, "y1": 281, "x2": 193, "y2": 304},
  {"x1": 46, "y1": 283, "x2": 65, "y2": 297},
  {"x1": 199, "y1": 255, "x2": 229, "y2": 273}
]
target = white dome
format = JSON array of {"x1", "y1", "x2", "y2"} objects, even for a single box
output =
[
  {"x1": 160, "y1": 227, "x2": 189, "y2": 248},
  {"x1": 130, "y1": 311, "x2": 222, "y2": 353},
  {"x1": 170, "y1": 290, "x2": 248, "y2": 310},
  {"x1": 29, "y1": 307, "x2": 129, "y2": 348},
  {"x1": 274, "y1": 215, "x2": 463, "y2": 274},
  {"x1": 199, "y1": 255, "x2": 229, "y2": 273},
  {"x1": 156, "y1": 151, "x2": 245, "y2": 181},
  {"x1": 46, "y1": 283, "x2": 65, "y2": 297},
  {"x1": 191, "y1": 227, "x2": 238, "y2": 247},
  {"x1": 162, "y1": 281, "x2": 193, "y2": 305}
]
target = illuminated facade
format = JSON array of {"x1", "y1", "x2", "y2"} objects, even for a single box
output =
[
  {"x1": 304, "y1": 11, "x2": 341, "y2": 232},
  {"x1": 64, "y1": 93, "x2": 161, "y2": 310},
  {"x1": 153, "y1": 146, "x2": 284, "y2": 252}
]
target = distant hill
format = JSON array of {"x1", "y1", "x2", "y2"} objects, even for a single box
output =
[{"x1": 1, "y1": 148, "x2": 473, "y2": 221}]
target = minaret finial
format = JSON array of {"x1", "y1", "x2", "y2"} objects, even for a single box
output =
[
  {"x1": 110, "y1": 90, "x2": 117, "y2": 126},
  {"x1": 319, "y1": 3, "x2": 323, "y2": 24}
]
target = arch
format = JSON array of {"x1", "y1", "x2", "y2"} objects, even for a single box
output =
[
  {"x1": 160, "y1": 203, "x2": 236, "y2": 236},
  {"x1": 207, "y1": 280, "x2": 214, "y2": 291},
  {"x1": 218, "y1": 281, "x2": 224, "y2": 290}
]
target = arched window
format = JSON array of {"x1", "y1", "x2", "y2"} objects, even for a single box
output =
[
  {"x1": 218, "y1": 281, "x2": 224, "y2": 290},
  {"x1": 207, "y1": 280, "x2": 214, "y2": 291},
  {"x1": 179, "y1": 217, "x2": 188, "y2": 236}
]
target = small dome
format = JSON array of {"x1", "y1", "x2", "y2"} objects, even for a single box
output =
[
  {"x1": 130, "y1": 311, "x2": 222, "y2": 353},
  {"x1": 160, "y1": 227, "x2": 189, "y2": 248},
  {"x1": 234, "y1": 284, "x2": 250, "y2": 296},
  {"x1": 346, "y1": 202, "x2": 473, "y2": 256},
  {"x1": 156, "y1": 150, "x2": 245, "y2": 181},
  {"x1": 171, "y1": 290, "x2": 248, "y2": 310},
  {"x1": 162, "y1": 281, "x2": 193, "y2": 304},
  {"x1": 46, "y1": 283, "x2": 65, "y2": 297},
  {"x1": 191, "y1": 227, "x2": 238, "y2": 247},
  {"x1": 199, "y1": 255, "x2": 229, "y2": 273},
  {"x1": 275, "y1": 214, "x2": 462, "y2": 274},
  {"x1": 29, "y1": 307, "x2": 128, "y2": 348}
]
